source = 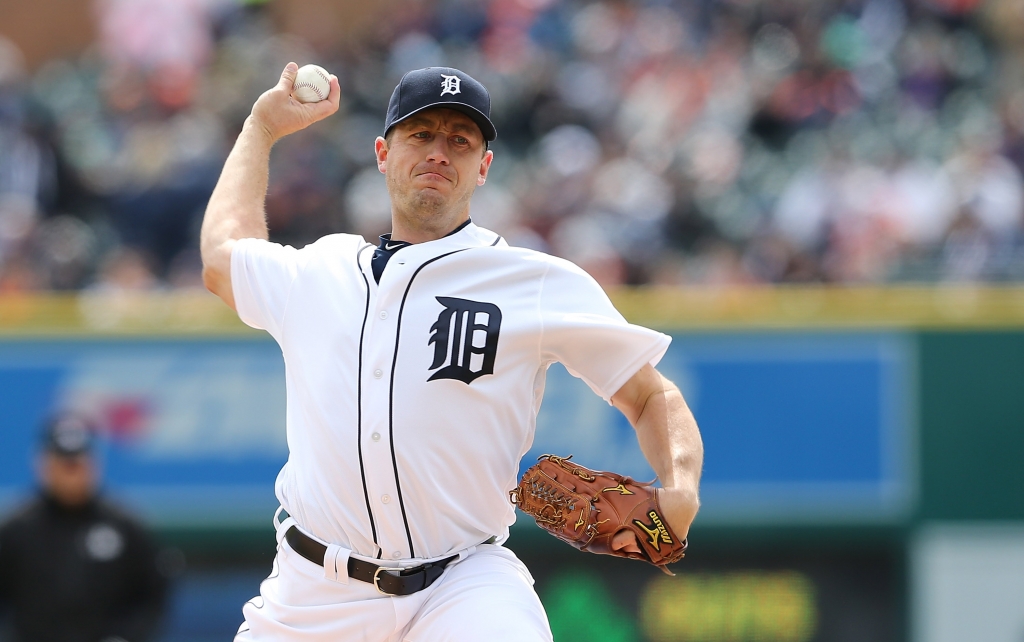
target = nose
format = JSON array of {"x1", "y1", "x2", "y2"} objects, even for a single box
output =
[{"x1": 425, "y1": 137, "x2": 451, "y2": 165}]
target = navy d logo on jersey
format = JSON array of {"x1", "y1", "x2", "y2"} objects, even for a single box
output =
[{"x1": 427, "y1": 297, "x2": 501, "y2": 384}]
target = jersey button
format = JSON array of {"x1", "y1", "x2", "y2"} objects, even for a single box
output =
[
  {"x1": 392, "y1": 551, "x2": 402, "y2": 559},
  {"x1": 379, "y1": 311, "x2": 388, "y2": 320},
  {"x1": 371, "y1": 432, "x2": 381, "y2": 441},
  {"x1": 381, "y1": 494, "x2": 391, "y2": 504},
  {"x1": 373, "y1": 369, "x2": 383, "y2": 379}
]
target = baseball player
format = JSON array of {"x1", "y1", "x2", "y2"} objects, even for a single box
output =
[{"x1": 200, "y1": 63, "x2": 703, "y2": 641}]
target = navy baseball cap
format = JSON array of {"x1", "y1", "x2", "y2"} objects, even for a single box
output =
[
  {"x1": 41, "y1": 414, "x2": 96, "y2": 457},
  {"x1": 384, "y1": 67, "x2": 497, "y2": 142}
]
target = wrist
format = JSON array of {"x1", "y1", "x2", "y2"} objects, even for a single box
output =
[
  {"x1": 656, "y1": 486, "x2": 699, "y2": 540},
  {"x1": 243, "y1": 115, "x2": 278, "y2": 147}
]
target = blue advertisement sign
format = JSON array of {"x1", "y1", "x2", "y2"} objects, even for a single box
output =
[
  {"x1": 0, "y1": 340, "x2": 288, "y2": 526},
  {"x1": 0, "y1": 332, "x2": 913, "y2": 526},
  {"x1": 531, "y1": 332, "x2": 914, "y2": 523}
]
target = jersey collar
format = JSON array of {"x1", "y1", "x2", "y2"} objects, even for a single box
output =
[
  {"x1": 367, "y1": 219, "x2": 502, "y2": 284},
  {"x1": 378, "y1": 218, "x2": 474, "y2": 251},
  {"x1": 422, "y1": 219, "x2": 504, "y2": 251}
]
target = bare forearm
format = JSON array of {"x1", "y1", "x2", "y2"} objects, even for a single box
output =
[
  {"x1": 199, "y1": 63, "x2": 340, "y2": 307},
  {"x1": 199, "y1": 119, "x2": 275, "y2": 307},
  {"x1": 613, "y1": 365, "x2": 704, "y2": 538},
  {"x1": 635, "y1": 381, "x2": 703, "y2": 503},
  {"x1": 636, "y1": 385, "x2": 701, "y2": 481},
  {"x1": 201, "y1": 118, "x2": 273, "y2": 257},
  {"x1": 638, "y1": 384, "x2": 704, "y2": 540}
]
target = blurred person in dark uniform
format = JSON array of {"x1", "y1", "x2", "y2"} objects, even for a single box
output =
[{"x1": 0, "y1": 414, "x2": 172, "y2": 642}]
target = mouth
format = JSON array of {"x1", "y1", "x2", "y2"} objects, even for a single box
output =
[
  {"x1": 416, "y1": 171, "x2": 452, "y2": 183},
  {"x1": 413, "y1": 161, "x2": 455, "y2": 183}
]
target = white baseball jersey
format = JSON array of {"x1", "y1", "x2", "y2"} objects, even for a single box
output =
[{"x1": 231, "y1": 222, "x2": 670, "y2": 562}]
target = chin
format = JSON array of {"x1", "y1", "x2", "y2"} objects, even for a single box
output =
[{"x1": 411, "y1": 190, "x2": 448, "y2": 213}]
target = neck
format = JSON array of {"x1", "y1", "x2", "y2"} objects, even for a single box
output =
[
  {"x1": 42, "y1": 489, "x2": 97, "y2": 514},
  {"x1": 390, "y1": 211, "x2": 470, "y2": 244}
]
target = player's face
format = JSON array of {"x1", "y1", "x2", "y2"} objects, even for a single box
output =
[
  {"x1": 375, "y1": 108, "x2": 493, "y2": 233},
  {"x1": 38, "y1": 452, "x2": 98, "y2": 507}
]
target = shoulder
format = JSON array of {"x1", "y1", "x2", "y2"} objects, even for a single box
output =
[
  {"x1": 495, "y1": 245, "x2": 596, "y2": 281},
  {"x1": 461, "y1": 227, "x2": 564, "y2": 266},
  {"x1": 458, "y1": 241, "x2": 602, "y2": 288},
  {"x1": 462, "y1": 223, "x2": 505, "y2": 248},
  {"x1": 298, "y1": 233, "x2": 375, "y2": 268},
  {"x1": 454, "y1": 243, "x2": 558, "y2": 274},
  {"x1": 94, "y1": 498, "x2": 146, "y2": 528},
  {"x1": 0, "y1": 497, "x2": 46, "y2": 538},
  {"x1": 236, "y1": 233, "x2": 370, "y2": 259},
  {"x1": 305, "y1": 233, "x2": 372, "y2": 252}
]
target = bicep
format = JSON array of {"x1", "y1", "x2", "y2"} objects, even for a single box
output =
[
  {"x1": 227, "y1": 238, "x2": 305, "y2": 338},
  {"x1": 539, "y1": 260, "x2": 671, "y2": 400}
]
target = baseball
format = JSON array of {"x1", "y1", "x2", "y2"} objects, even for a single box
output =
[{"x1": 292, "y1": 64, "x2": 331, "y2": 103}]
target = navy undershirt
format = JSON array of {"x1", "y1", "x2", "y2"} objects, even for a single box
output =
[{"x1": 371, "y1": 218, "x2": 473, "y2": 284}]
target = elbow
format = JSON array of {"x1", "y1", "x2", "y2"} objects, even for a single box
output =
[
  {"x1": 200, "y1": 238, "x2": 237, "y2": 309},
  {"x1": 202, "y1": 265, "x2": 235, "y2": 310},
  {"x1": 201, "y1": 265, "x2": 219, "y2": 295}
]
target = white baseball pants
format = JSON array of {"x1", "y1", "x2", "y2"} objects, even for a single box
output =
[{"x1": 234, "y1": 537, "x2": 553, "y2": 641}]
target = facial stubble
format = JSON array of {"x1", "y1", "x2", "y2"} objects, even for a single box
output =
[{"x1": 387, "y1": 171, "x2": 477, "y2": 237}]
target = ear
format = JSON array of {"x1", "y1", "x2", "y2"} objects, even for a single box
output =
[
  {"x1": 375, "y1": 137, "x2": 388, "y2": 174},
  {"x1": 477, "y1": 149, "x2": 494, "y2": 186}
]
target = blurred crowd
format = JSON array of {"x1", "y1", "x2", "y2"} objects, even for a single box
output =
[{"x1": 3, "y1": 0, "x2": 1024, "y2": 290}]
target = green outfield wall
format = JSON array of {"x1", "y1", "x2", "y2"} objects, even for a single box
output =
[{"x1": 918, "y1": 331, "x2": 1024, "y2": 521}]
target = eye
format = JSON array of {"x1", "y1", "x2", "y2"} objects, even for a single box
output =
[
  {"x1": 413, "y1": 131, "x2": 431, "y2": 139},
  {"x1": 453, "y1": 135, "x2": 469, "y2": 145}
]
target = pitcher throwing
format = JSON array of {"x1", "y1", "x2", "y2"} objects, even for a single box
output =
[{"x1": 200, "y1": 63, "x2": 704, "y2": 641}]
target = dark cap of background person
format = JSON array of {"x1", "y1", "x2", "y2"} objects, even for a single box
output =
[
  {"x1": 384, "y1": 67, "x2": 497, "y2": 142},
  {"x1": 41, "y1": 414, "x2": 96, "y2": 457}
]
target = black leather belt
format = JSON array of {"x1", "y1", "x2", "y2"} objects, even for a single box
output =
[{"x1": 283, "y1": 525, "x2": 457, "y2": 596}]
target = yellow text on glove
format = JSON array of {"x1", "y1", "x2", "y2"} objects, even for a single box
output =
[{"x1": 634, "y1": 511, "x2": 673, "y2": 551}]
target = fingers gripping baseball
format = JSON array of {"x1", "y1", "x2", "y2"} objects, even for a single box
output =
[{"x1": 250, "y1": 62, "x2": 340, "y2": 143}]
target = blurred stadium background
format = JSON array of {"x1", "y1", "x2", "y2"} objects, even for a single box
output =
[{"x1": 2, "y1": 0, "x2": 1024, "y2": 640}]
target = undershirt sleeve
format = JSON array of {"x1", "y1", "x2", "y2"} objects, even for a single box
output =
[
  {"x1": 230, "y1": 238, "x2": 303, "y2": 341},
  {"x1": 538, "y1": 258, "x2": 671, "y2": 401}
]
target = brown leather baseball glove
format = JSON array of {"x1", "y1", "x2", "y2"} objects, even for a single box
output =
[{"x1": 510, "y1": 454, "x2": 687, "y2": 575}]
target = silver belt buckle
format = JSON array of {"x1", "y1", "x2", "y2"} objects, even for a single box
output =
[{"x1": 372, "y1": 565, "x2": 397, "y2": 595}]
